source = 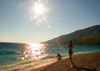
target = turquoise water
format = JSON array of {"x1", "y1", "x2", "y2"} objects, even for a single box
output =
[{"x1": 0, "y1": 43, "x2": 100, "y2": 71}]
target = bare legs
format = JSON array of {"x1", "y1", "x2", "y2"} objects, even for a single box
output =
[{"x1": 69, "y1": 54, "x2": 73, "y2": 67}]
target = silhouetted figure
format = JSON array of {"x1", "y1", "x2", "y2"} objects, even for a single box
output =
[
  {"x1": 57, "y1": 53, "x2": 62, "y2": 61},
  {"x1": 67, "y1": 41, "x2": 74, "y2": 67}
]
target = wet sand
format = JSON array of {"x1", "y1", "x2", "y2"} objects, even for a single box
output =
[
  {"x1": 17, "y1": 52, "x2": 100, "y2": 71},
  {"x1": 31, "y1": 52, "x2": 100, "y2": 71}
]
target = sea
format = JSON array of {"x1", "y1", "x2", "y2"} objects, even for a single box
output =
[{"x1": 0, "y1": 43, "x2": 100, "y2": 71}]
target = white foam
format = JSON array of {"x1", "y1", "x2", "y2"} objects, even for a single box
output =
[{"x1": 0, "y1": 55, "x2": 69, "y2": 71}]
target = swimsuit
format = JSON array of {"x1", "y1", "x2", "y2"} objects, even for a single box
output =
[{"x1": 68, "y1": 50, "x2": 73, "y2": 55}]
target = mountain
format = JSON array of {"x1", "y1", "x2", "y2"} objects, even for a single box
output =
[{"x1": 41, "y1": 25, "x2": 100, "y2": 45}]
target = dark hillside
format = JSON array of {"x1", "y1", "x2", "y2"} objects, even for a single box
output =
[{"x1": 41, "y1": 25, "x2": 100, "y2": 45}]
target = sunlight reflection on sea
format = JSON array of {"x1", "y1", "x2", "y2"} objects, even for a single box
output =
[{"x1": 17, "y1": 43, "x2": 49, "y2": 60}]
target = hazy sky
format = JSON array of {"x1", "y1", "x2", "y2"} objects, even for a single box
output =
[{"x1": 0, "y1": 0, "x2": 100, "y2": 43}]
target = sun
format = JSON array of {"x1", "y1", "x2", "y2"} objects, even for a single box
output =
[{"x1": 34, "y1": 4, "x2": 44, "y2": 14}]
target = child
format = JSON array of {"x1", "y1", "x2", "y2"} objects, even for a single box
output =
[{"x1": 57, "y1": 53, "x2": 62, "y2": 61}]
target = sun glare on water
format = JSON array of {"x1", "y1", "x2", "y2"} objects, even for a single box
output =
[{"x1": 17, "y1": 43, "x2": 48, "y2": 60}]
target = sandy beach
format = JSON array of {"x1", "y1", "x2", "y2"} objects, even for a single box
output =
[{"x1": 17, "y1": 52, "x2": 100, "y2": 71}]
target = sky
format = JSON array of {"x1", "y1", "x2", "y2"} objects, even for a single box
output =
[{"x1": 0, "y1": 0, "x2": 100, "y2": 43}]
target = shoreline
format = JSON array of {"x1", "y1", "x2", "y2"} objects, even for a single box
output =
[
  {"x1": 16, "y1": 51, "x2": 100, "y2": 71},
  {"x1": 17, "y1": 57, "x2": 69, "y2": 71},
  {"x1": 41, "y1": 51, "x2": 100, "y2": 71}
]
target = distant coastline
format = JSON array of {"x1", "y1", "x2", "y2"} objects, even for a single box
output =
[
  {"x1": 1, "y1": 24, "x2": 100, "y2": 46},
  {"x1": 41, "y1": 25, "x2": 100, "y2": 45}
]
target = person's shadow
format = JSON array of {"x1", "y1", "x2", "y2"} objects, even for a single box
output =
[{"x1": 72, "y1": 63, "x2": 96, "y2": 71}]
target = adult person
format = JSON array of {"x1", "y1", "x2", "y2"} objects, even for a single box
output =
[{"x1": 67, "y1": 41, "x2": 74, "y2": 67}]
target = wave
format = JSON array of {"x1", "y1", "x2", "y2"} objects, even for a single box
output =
[
  {"x1": 0, "y1": 59, "x2": 43, "y2": 71},
  {"x1": 41, "y1": 53, "x2": 69, "y2": 60},
  {"x1": 74, "y1": 51, "x2": 92, "y2": 55},
  {"x1": 0, "y1": 53, "x2": 69, "y2": 71},
  {"x1": 0, "y1": 56, "x2": 58, "y2": 71},
  {"x1": 0, "y1": 51, "x2": 20, "y2": 55}
]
